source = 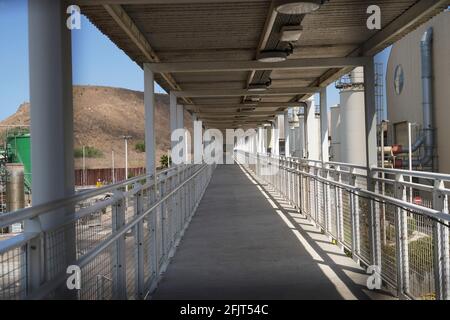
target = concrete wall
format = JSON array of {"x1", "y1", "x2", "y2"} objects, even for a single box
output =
[{"x1": 386, "y1": 11, "x2": 450, "y2": 173}]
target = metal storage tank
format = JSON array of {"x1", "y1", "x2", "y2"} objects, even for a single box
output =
[
  {"x1": 292, "y1": 117, "x2": 305, "y2": 158},
  {"x1": 330, "y1": 105, "x2": 341, "y2": 162},
  {"x1": 386, "y1": 11, "x2": 450, "y2": 173},
  {"x1": 7, "y1": 133, "x2": 31, "y2": 190},
  {"x1": 6, "y1": 163, "x2": 25, "y2": 233},
  {"x1": 6, "y1": 163, "x2": 25, "y2": 211},
  {"x1": 338, "y1": 67, "x2": 367, "y2": 166}
]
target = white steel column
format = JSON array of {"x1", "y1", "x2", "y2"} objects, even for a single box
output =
[
  {"x1": 364, "y1": 57, "x2": 381, "y2": 269},
  {"x1": 28, "y1": 0, "x2": 74, "y2": 225},
  {"x1": 304, "y1": 96, "x2": 315, "y2": 159},
  {"x1": 27, "y1": 0, "x2": 75, "y2": 294},
  {"x1": 169, "y1": 92, "x2": 178, "y2": 155},
  {"x1": 193, "y1": 114, "x2": 203, "y2": 164},
  {"x1": 144, "y1": 64, "x2": 156, "y2": 177},
  {"x1": 320, "y1": 88, "x2": 329, "y2": 162},
  {"x1": 252, "y1": 131, "x2": 257, "y2": 155},
  {"x1": 364, "y1": 58, "x2": 378, "y2": 176},
  {"x1": 284, "y1": 110, "x2": 291, "y2": 157},
  {"x1": 257, "y1": 126, "x2": 263, "y2": 154},
  {"x1": 176, "y1": 104, "x2": 186, "y2": 162}
]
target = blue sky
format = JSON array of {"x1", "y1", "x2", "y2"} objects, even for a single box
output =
[{"x1": 0, "y1": 0, "x2": 390, "y2": 121}]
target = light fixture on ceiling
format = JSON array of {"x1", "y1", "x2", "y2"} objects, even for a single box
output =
[
  {"x1": 257, "y1": 50, "x2": 288, "y2": 63},
  {"x1": 248, "y1": 83, "x2": 268, "y2": 92},
  {"x1": 280, "y1": 25, "x2": 303, "y2": 42},
  {"x1": 275, "y1": 0, "x2": 323, "y2": 15},
  {"x1": 244, "y1": 96, "x2": 261, "y2": 103}
]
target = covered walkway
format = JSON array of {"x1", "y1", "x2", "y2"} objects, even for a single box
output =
[{"x1": 152, "y1": 164, "x2": 393, "y2": 300}]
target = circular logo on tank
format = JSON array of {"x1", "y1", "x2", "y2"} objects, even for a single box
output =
[{"x1": 394, "y1": 65, "x2": 404, "y2": 95}]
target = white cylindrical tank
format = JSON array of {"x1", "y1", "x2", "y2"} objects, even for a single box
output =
[
  {"x1": 330, "y1": 104, "x2": 341, "y2": 162},
  {"x1": 292, "y1": 118, "x2": 305, "y2": 158},
  {"x1": 340, "y1": 89, "x2": 367, "y2": 165}
]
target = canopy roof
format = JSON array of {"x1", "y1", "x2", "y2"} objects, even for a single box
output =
[{"x1": 78, "y1": 0, "x2": 448, "y2": 129}]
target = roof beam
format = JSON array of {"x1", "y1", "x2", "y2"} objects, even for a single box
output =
[
  {"x1": 146, "y1": 57, "x2": 369, "y2": 73},
  {"x1": 77, "y1": 0, "x2": 267, "y2": 4},
  {"x1": 196, "y1": 111, "x2": 277, "y2": 116},
  {"x1": 186, "y1": 102, "x2": 303, "y2": 108},
  {"x1": 103, "y1": 4, "x2": 193, "y2": 104},
  {"x1": 174, "y1": 87, "x2": 320, "y2": 98}
]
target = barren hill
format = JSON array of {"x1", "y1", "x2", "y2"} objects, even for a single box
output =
[{"x1": 0, "y1": 85, "x2": 193, "y2": 169}]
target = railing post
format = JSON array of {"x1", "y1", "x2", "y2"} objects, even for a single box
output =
[
  {"x1": 368, "y1": 169, "x2": 382, "y2": 272},
  {"x1": 298, "y1": 161, "x2": 304, "y2": 213},
  {"x1": 324, "y1": 164, "x2": 332, "y2": 235},
  {"x1": 394, "y1": 174, "x2": 409, "y2": 298},
  {"x1": 289, "y1": 159, "x2": 294, "y2": 204},
  {"x1": 433, "y1": 179, "x2": 450, "y2": 300},
  {"x1": 314, "y1": 166, "x2": 319, "y2": 224},
  {"x1": 133, "y1": 183, "x2": 145, "y2": 299},
  {"x1": 294, "y1": 160, "x2": 299, "y2": 209},
  {"x1": 336, "y1": 165, "x2": 344, "y2": 244},
  {"x1": 350, "y1": 168, "x2": 360, "y2": 259},
  {"x1": 112, "y1": 191, "x2": 127, "y2": 299}
]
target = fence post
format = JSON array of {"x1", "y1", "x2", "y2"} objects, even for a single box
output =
[
  {"x1": 432, "y1": 179, "x2": 450, "y2": 300},
  {"x1": 336, "y1": 165, "x2": 344, "y2": 244},
  {"x1": 133, "y1": 183, "x2": 145, "y2": 299},
  {"x1": 394, "y1": 173, "x2": 409, "y2": 298},
  {"x1": 112, "y1": 190, "x2": 127, "y2": 299},
  {"x1": 350, "y1": 168, "x2": 360, "y2": 259},
  {"x1": 368, "y1": 169, "x2": 382, "y2": 274}
]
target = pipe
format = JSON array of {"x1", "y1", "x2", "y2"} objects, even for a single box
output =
[{"x1": 393, "y1": 27, "x2": 434, "y2": 168}]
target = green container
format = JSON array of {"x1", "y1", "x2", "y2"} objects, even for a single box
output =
[{"x1": 7, "y1": 133, "x2": 32, "y2": 192}]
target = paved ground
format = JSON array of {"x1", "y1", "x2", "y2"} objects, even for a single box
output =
[{"x1": 152, "y1": 164, "x2": 395, "y2": 300}]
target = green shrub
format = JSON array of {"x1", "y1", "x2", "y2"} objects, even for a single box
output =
[
  {"x1": 135, "y1": 141, "x2": 145, "y2": 153},
  {"x1": 160, "y1": 154, "x2": 171, "y2": 168},
  {"x1": 74, "y1": 146, "x2": 103, "y2": 158}
]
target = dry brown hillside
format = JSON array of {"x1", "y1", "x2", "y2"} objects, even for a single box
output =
[{"x1": 0, "y1": 85, "x2": 193, "y2": 169}]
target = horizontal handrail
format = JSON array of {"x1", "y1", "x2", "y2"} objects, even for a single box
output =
[
  {"x1": 27, "y1": 164, "x2": 209, "y2": 300},
  {"x1": 0, "y1": 165, "x2": 184, "y2": 229},
  {"x1": 236, "y1": 149, "x2": 450, "y2": 300}
]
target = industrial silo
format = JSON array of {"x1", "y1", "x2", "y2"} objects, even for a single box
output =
[
  {"x1": 337, "y1": 67, "x2": 367, "y2": 166},
  {"x1": 330, "y1": 104, "x2": 341, "y2": 162},
  {"x1": 5, "y1": 163, "x2": 25, "y2": 233},
  {"x1": 7, "y1": 132, "x2": 31, "y2": 191}
]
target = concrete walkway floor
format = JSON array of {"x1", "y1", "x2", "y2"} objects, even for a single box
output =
[{"x1": 152, "y1": 164, "x2": 395, "y2": 300}]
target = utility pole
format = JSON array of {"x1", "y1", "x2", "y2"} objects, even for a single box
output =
[
  {"x1": 112, "y1": 149, "x2": 115, "y2": 184},
  {"x1": 122, "y1": 135, "x2": 132, "y2": 182},
  {"x1": 82, "y1": 145, "x2": 86, "y2": 186}
]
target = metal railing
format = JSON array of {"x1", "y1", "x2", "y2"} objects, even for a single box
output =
[
  {"x1": 235, "y1": 150, "x2": 450, "y2": 300},
  {"x1": 0, "y1": 163, "x2": 215, "y2": 300}
]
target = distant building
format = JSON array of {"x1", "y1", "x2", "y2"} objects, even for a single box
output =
[{"x1": 386, "y1": 11, "x2": 450, "y2": 173}]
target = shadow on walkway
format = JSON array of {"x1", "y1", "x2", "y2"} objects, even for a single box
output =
[{"x1": 152, "y1": 164, "x2": 395, "y2": 300}]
